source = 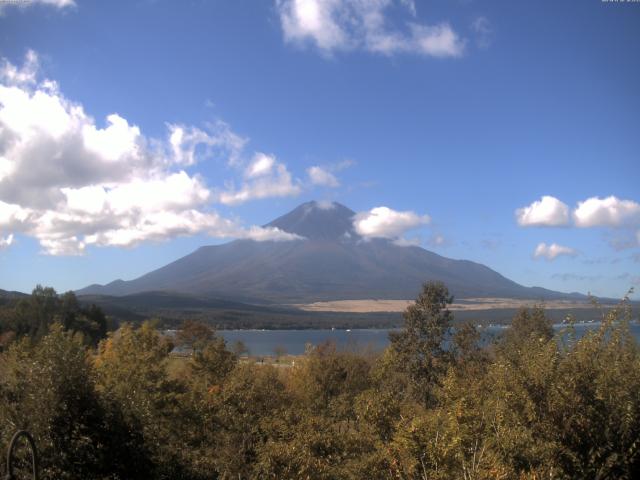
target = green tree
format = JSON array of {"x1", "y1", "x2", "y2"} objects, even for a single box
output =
[
  {"x1": 59, "y1": 292, "x2": 108, "y2": 346},
  {"x1": 389, "y1": 281, "x2": 454, "y2": 407},
  {"x1": 0, "y1": 287, "x2": 108, "y2": 346}
]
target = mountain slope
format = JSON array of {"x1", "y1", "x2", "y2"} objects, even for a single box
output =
[
  {"x1": 77, "y1": 201, "x2": 581, "y2": 303},
  {"x1": 0, "y1": 288, "x2": 28, "y2": 299}
]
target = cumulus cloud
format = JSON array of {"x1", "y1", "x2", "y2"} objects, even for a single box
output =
[
  {"x1": 276, "y1": 0, "x2": 465, "y2": 58},
  {"x1": 353, "y1": 206, "x2": 430, "y2": 239},
  {"x1": 0, "y1": 50, "x2": 39, "y2": 85},
  {"x1": 517, "y1": 195, "x2": 640, "y2": 255},
  {"x1": 307, "y1": 165, "x2": 339, "y2": 187},
  {"x1": 573, "y1": 196, "x2": 640, "y2": 228},
  {"x1": 218, "y1": 152, "x2": 301, "y2": 205},
  {"x1": 533, "y1": 242, "x2": 577, "y2": 261},
  {"x1": 0, "y1": 52, "x2": 299, "y2": 254},
  {"x1": 516, "y1": 196, "x2": 570, "y2": 227}
]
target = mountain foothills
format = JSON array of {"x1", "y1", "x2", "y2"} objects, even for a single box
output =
[{"x1": 77, "y1": 201, "x2": 580, "y2": 304}]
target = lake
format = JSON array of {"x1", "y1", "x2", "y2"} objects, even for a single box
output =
[{"x1": 214, "y1": 322, "x2": 640, "y2": 356}]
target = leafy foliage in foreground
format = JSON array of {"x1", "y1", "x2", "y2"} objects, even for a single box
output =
[{"x1": 1, "y1": 282, "x2": 639, "y2": 479}]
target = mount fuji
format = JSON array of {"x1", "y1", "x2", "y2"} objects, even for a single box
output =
[{"x1": 77, "y1": 201, "x2": 580, "y2": 305}]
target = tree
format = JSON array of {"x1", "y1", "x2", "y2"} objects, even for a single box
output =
[
  {"x1": 189, "y1": 335, "x2": 237, "y2": 388},
  {"x1": 213, "y1": 364, "x2": 286, "y2": 478},
  {"x1": 0, "y1": 287, "x2": 108, "y2": 346},
  {"x1": 503, "y1": 305, "x2": 554, "y2": 346},
  {"x1": 0, "y1": 324, "x2": 150, "y2": 479},
  {"x1": 176, "y1": 319, "x2": 214, "y2": 353},
  {"x1": 93, "y1": 322, "x2": 188, "y2": 478},
  {"x1": 389, "y1": 281, "x2": 454, "y2": 407},
  {"x1": 59, "y1": 292, "x2": 108, "y2": 346},
  {"x1": 289, "y1": 341, "x2": 371, "y2": 414}
]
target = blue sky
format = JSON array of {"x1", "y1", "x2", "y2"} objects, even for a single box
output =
[{"x1": 0, "y1": 0, "x2": 638, "y2": 298}]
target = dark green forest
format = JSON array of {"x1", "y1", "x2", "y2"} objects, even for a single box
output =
[{"x1": 1, "y1": 282, "x2": 639, "y2": 479}]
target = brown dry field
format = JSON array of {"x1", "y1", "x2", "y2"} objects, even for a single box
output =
[{"x1": 291, "y1": 298, "x2": 609, "y2": 313}]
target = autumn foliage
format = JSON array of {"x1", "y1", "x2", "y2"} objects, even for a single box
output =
[{"x1": 1, "y1": 282, "x2": 639, "y2": 479}]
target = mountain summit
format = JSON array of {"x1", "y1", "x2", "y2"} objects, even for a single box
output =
[
  {"x1": 266, "y1": 201, "x2": 359, "y2": 241},
  {"x1": 78, "y1": 201, "x2": 577, "y2": 303}
]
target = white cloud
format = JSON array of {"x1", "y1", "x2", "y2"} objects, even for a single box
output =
[
  {"x1": 168, "y1": 121, "x2": 246, "y2": 166},
  {"x1": 245, "y1": 152, "x2": 276, "y2": 178},
  {"x1": 307, "y1": 165, "x2": 339, "y2": 187},
  {"x1": 0, "y1": 233, "x2": 13, "y2": 249},
  {"x1": 516, "y1": 195, "x2": 640, "y2": 255},
  {"x1": 354, "y1": 206, "x2": 430, "y2": 239},
  {"x1": 82, "y1": 114, "x2": 141, "y2": 162},
  {"x1": 241, "y1": 226, "x2": 304, "y2": 242},
  {"x1": 533, "y1": 242, "x2": 577, "y2": 261},
  {"x1": 31, "y1": 0, "x2": 75, "y2": 6},
  {"x1": 410, "y1": 23, "x2": 465, "y2": 58},
  {"x1": 0, "y1": 0, "x2": 74, "y2": 13},
  {"x1": 573, "y1": 196, "x2": 640, "y2": 228},
  {"x1": 218, "y1": 153, "x2": 301, "y2": 205},
  {"x1": 0, "y1": 50, "x2": 39, "y2": 85},
  {"x1": 278, "y1": 0, "x2": 349, "y2": 51},
  {"x1": 516, "y1": 196, "x2": 570, "y2": 227},
  {"x1": 306, "y1": 160, "x2": 353, "y2": 188},
  {"x1": 0, "y1": 52, "x2": 300, "y2": 254},
  {"x1": 0, "y1": 200, "x2": 31, "y2": 230},
  {"x1": 81, "y1": 210, "x2": 239, "y2": 250},
  {"x1": 276, "y1": 0, "x2": 465, "y2": 58}
]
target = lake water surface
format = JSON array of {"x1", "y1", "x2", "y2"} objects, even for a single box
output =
[{"x1": 216, "y1": 322, "x2": 640, "y2": 356}]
